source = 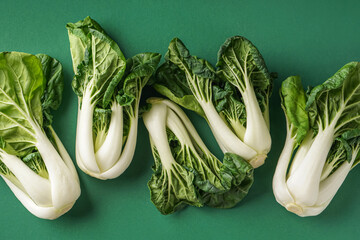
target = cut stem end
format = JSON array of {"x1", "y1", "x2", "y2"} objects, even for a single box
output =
[
  {"x1": 286, "y1": 203, "x2": 303, "y2": 216},
  {"x1": 249, "y1": 154, "x2": 267, "y2": 168}
]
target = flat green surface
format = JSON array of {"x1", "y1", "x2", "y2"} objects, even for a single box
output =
[{"x1": 1, "y1": 0, "x2": 359, "y2": 239}]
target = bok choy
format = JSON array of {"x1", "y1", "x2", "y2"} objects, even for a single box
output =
[
  {"x1": 143, "y1": 98, "x2": 253, "y2": 214},
  {"x1": 0, "y1": 52, "x2": 80, "y2": 219},
  {"x1": 273, "y1": 62, "x2": 360, "y2": 216},
  {"x1": 152, "y1": 36, "x2": 273, "y2": 168},
  {"x1": 67, "y1": 16, "x2": 160, "y2": 179}
]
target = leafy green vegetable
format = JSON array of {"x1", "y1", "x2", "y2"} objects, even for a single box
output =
[
  {"x1": 143, "y1": 98, "x2": 253, "y2": 214},
  {"x1": 67, "y1": 16, "x2": 160, "y2": 179},
  {"x1": 153, "y1": 36, "x2": 273, "y2": 168},
  {"x1": 217, "y1": 36, "x2": 272, "y2": 124},
  {"x1": 0, "y1": 51, "x2": 80, "y2": 219},
  {"x1": 273, "y1": 62, "x2": 360, "y2": 217}
]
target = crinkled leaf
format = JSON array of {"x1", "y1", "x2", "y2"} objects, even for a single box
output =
[
  {"x1": 203, "y1": 153, "x2": 254, "y2": 208},
  {"x1": 67, "y1": 16, "x2": 126, "y2": 108},
  {"x1": 306, "y1": 62, "x2": 360, "y2": 136},
  {"x1": 117, "y1": 52, "x2": 161, "y2": 108},
  {"x1": 341, "y1": 129, "x2": 360, "y2": 140},
  {"x1": 66, "y1": 16, "x2": 106, "y2": 71},
  {"x1": 165, "y1": 38, "x2": 215, "y2": 79},
  {"x1": 341, "y1": 129, "x2": 360, "y2": 167},
  {"x1": 213, "y1": 82, "x2": 247, "y2": 138},
  {"x1": 148, "y1": 145, "x2": 202, "y2": 215},
  {"x1": 166, "y1": 128, "x2": 225, "y2": 195},
  {"x1": 326, "y1": 128, "x2": 360, "y2": 174},
  {"x1": 216, "y1": 36, "x2": 272, "y2": 117},
  {"x1": 177, "y1": 146, "x2": 225, "y2": 195}
]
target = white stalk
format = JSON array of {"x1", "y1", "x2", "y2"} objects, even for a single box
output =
[
  {"x1": 293, "y1": 158, "x2": 355, "y2": 217},
  {"x1": 34, "y1": 125, "x2": 81, "y2": 209},
  {"x1": 272, "y1": 125, "x2": 296, "y2": 208},
  {"x1": 49, "y1": 126, "x2": 79, "y2": 183},
  {"x1": 0, "y1": 150, "x2": 52, "y2": 207},
  {"x1": 2, "y1": 176, "x2": 74, "y2": 220},
  {"x1": 0, "y1": 125, "x2": 80, "y2": 219},
  {"x1": 143, "y1": 103, "x2": 176, "y2": 170},
  {"x1": 316, "y1": 158, "x2": 354, "y2": 206},
  {"x1": 229, "y1": 118, "x2": 246, "y2": 141},
  {"x1": 160, "y1": 99, "x2": 211, "y2": 154},
  {"x1": 263, "y1": 105, "x2": 270, "y2": 130},
  {"x1": 320, "y1": 160, "x2": 338, "y2": 182},
  {"x1": 286, "y1": 125, "x2": 335, "y2": 206},
  {"x1": 287, "y1": 132, "x2": 314, "y2": 177},
  {"x1": 166, "y1": 110, "x2": 194, "y2": 149},
  {"x1": 199, "y1": 100, "x2": 257, "y2": 162},
  {"x1": 76, "y1": 90, "x2": 100, "y2": 174},
  {"x1": 98, "y1": 115, "x2": 138, "y2": 179},
  {"x1": 242, "y1": 77, "x2": 272, "y2": 155},
  {"x1": 295, "y1": 204, "x2": 330, "y2": 217},
  {"x1": 95, "y1": 101, "x2": 123, "y2": 172}
]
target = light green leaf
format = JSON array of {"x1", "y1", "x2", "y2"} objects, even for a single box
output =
[
  {"x1": 67, "y1": 16, "x2": 126, "y2": 108},
  {"x1": 280, "y1": 76, "x2": 309, "y2": 144},
  {"x1": 0, "y1": 52, "x2": 44, "y2": 156}
]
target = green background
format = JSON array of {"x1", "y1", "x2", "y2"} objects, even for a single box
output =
[{"x1": 1, "y1": 0, "x2": 359, "y2": 239}]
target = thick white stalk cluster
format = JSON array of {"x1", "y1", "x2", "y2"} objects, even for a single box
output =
[
  {"x1": 75, "y1": 91, "x2": 138, "y2": 180},
  {"x1": 273, "y1": 119, "x2": 356, "y2": 216},
  {"x1": 0, "y1": 124, "x2": 80, "y2": 220}
]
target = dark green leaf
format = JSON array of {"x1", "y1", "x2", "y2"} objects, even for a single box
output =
[
  {"x1": 216, "y1": 36, "x2": 272, "y2": 115},
  {"x1": 306, "y1": 62, "x2": 360, "y2": 136},
  {"x1": 148, "y1": 145, "x2": 202, "y2": 215},
  {"x1": 204, "y1": 153, "x2": 254, "y2": 208},
  {"x1": 117, "y1": 52, "x2": 161, "y2": 108}
]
